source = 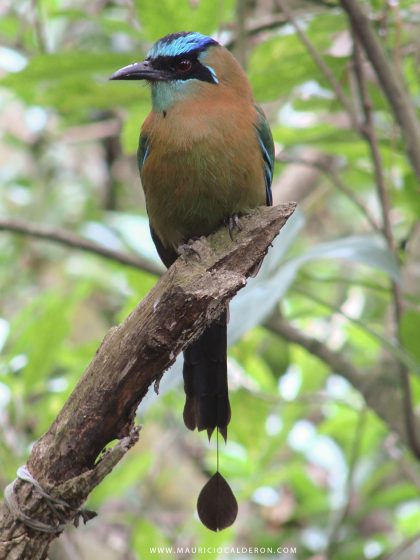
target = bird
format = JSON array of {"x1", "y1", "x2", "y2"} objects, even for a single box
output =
[{"x1": 111, "y1": 31, "x2": 274, "y2": 530}]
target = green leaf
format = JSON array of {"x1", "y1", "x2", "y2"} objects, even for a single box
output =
[
  {"x1": 132, "y1": 520, "x2": 170, "y2": 559},
  {"x1": 7, "y1": 285, "x2": 89, "y2": 389},
  {"x1": 393, "y1": 172, "x2": 420, "y2": 219},
  {"x1": 0, "y1": 17, "x2": 20, "y2": 40},
  {"x1": 368, "y1": 483, "x2": 418, "y2": 509},
  {"x1": 89, "y1": 447, "x2": 153, "y2": 506},
  {"x1": 397, "y1": 502, "x2": 420, "y2": 537},
  {"x1": 229, "y1": 390, "x2": 270, "y2": 453},
  {"x1": 296, "y1": 235, "x2": 400, "y2": 281},
  {"x1": 135, "y1": 0, "x2": 234, "y2": 41},
  {"x1": 248, "y1": 24, "x2": 346, "y2": 102},
  {"x1": 249, "y1": 35, "x2": 320, "y2": 101},
  {"x1": 230, "y1": 226, "x2": 400, "y2": 345},
  {"x1": 120, "y1": 104, "x2": 151, "y2": 154},
  {"x1": 400, "y1": 310, "x2": 420, "y2": 365},
  {"x1": 1, "y1": 52, "x2": 148, "y2": 116},
  {"x1": 230, "y1": 329, "x2": 280, "y2": 391},
  {"x1": 293, "y1": 346, "x2": 328, "y2": 393}
]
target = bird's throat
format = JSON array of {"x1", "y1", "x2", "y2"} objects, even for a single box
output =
[{"x1": 151, "y1": 80, "x2": 198, "y2": 113}]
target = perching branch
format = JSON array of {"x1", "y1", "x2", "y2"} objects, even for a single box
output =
[
  {"x1": 2, "y1": 209, "x2": 418, "y2": 452},
  {"x1": 0, "y1": 203, "x2": 295, "y2": 560}
]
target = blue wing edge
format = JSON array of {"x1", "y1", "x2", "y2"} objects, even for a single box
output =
[{"x1": 255, "y1": 105, "x2": 274, "y2": 207}]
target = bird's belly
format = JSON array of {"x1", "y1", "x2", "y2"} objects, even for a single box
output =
[{"x1": 142, "y1": 145, "x2": 265, "y2": 250}]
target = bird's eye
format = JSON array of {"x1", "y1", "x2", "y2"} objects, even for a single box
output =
[{"x1": 176, "y1": 59, "x2": 192, "y2": 73}]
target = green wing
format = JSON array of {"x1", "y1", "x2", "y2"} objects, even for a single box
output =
[
  {"x1": 137, "y1": 132, "x2": 150, "y2": 175},
  {"x1": 137, "y1": 132, "x2": 178, "y2": 267},
  {"x1": 255, "y1": 105, "x2": 274, "y2": 206}
]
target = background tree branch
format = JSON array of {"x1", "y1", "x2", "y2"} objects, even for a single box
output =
[
  {"x1": 265, "y1": 312, "x2": 420, "y2": 450},
  {"x1": 339, "y1": 0, "x2": 420, "y2": 184},
  {"x1": 351, "y1": 37, "x2": 420, "y2": 458},
  {"x1": 0, "y1": 218, "x2": 163, "y2": 276}
]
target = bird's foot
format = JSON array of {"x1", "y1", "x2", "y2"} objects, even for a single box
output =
[
  {"x1": 224, "y1": 214, "x2": 242, "y2": 241},
  {"x1": 178, "y1": 237, "x2": 201, "y2": 261}
]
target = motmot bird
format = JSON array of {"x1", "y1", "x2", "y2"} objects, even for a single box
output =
[{"x1": 111, "y1": 30, "x2": 274, "y2": 453}]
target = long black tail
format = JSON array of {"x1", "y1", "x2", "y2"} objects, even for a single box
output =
[{"x1": 182, "y1": 309, "x2": 231, "y2": 441}]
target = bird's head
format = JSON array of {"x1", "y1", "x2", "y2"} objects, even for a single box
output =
[{"x1": 110, "y1": 31, "x2": 250, "y2": 112}]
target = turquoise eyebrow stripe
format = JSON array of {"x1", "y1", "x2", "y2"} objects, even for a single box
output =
[
  {"x1": 148, "y1": 33, "x2": 216, "y2": 59},
  {"x1": 204, "y1": 64, "x2": 219, "y2": 84}
]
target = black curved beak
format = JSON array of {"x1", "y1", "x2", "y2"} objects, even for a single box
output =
[{"x1": 110, "y1": 60, "x2": 166, "y2": 81}]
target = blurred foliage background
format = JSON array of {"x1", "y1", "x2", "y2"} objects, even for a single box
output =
[{"x1": 1, "y1": 0, "x2": 420, "y2": 559}]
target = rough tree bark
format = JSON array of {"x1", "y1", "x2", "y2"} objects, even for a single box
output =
[{"x1": 0, "y1": 203, "x2": 296, "y2": 560}]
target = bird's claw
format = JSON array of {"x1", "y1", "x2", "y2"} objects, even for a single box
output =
[
  {"x1": 225, "y1": 214, "x2": 242, "y2": 241},
  {"x1": 178, "y1": 238, "x2": 201, "y2": 261}
]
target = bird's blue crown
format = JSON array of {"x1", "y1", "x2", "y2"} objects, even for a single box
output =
[{"x1": 147, "y1": 32, "x2": 218, "y2": 59}]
